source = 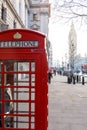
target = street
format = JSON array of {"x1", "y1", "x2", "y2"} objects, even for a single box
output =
[{"x1": 48, "y1": 75, "x2": 87, "y2": 130}]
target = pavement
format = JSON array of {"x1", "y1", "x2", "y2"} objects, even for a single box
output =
[{"x1": 48, "y1": 75, "x2": 87, "y2": 130}]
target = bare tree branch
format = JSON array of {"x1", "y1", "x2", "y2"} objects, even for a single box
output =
[{"x1": 51, "y1": 0, "x2": 87, "y2": 25}]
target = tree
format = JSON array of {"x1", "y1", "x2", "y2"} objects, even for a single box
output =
[{"x1": 52, "y1": 0, "x2": 87, "y2": 25}]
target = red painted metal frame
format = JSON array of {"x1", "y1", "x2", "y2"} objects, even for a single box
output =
[{"x1": 0, "y1": 29, "x2": 48, "y2": 130}]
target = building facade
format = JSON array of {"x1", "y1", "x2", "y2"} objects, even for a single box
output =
[
  {"x1": 28, "y1": 0, "x2": 50, "y2": 37},
  {"x1": 0, "y1": 0, "x2": 52, "y2": 65},
  {"x1": 0, "y1": 0, "x2": 25, "y2": 30},
  {"x1": 0, "y1": 0, "x2": 50, "y2": 36}
]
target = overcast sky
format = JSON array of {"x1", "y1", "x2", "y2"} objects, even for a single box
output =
[{"x1": 48, "y1": 0, "x2": 87, "y2": 65}]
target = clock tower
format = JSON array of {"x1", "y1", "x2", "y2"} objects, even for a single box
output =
[{"x1": 68, "y1": 22, "x2": 77, "y2": 70}]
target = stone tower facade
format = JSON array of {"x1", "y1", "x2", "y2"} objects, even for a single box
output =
[{"x1": 68, "y1": 22, "x2": 77, "y2": 70}]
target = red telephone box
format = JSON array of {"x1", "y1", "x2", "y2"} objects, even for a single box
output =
[{"x1": 0, "y1": 29, "x2": 48, "y2": 130}]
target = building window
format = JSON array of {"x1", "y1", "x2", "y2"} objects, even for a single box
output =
[
  {"x1": 13, "y1": 20, "x2": 17, "y2": 28},
  {"x1": 1, "y1": 4, "x2": 7, "y2": 22},
  {"x1": 33, "y1": 14, "x2": 38, "y2": 21}
]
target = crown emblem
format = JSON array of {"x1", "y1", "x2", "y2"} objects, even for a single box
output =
[{"x1": 13, "y1": 32, "x2": 22, "y2": 39}]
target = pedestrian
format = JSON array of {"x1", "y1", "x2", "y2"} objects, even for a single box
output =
[
  {"x1": 48, "y1": 71, "x2": 52, "y2": 84},
  {"x1": 54, "y1": 69, "x2": 56, "y2": 76}
]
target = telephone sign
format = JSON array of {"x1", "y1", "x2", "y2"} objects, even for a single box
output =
[
  {"x1": 0, "y1": 41, "x2": 38, "y2": 47},
  {"x1": 0, "y1": 29, "x2": 48, "y2": 130}
]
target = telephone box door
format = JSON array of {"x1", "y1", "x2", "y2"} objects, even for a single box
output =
[{"x1": 0, "y1": 56, "x2": 42, "y2": 130}]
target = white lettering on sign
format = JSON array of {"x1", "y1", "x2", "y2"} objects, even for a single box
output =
[{"x1": 0, "y1": 41, "x2": 38, "y2": 48}]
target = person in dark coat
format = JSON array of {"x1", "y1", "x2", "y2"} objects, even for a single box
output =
[
  {"x1": 48, "y1": 71, "x2": 52, "y2": 84},
  {"x1": 54, "y1": 69, "x2": 56, "y2": 76}
]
